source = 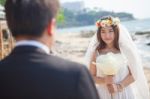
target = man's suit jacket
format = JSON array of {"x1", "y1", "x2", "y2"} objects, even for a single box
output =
[{"x1": 0, "y1": 46, "x2": 99, "y2": 99}]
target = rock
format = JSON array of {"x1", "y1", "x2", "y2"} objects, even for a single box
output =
[
  {"x1": 55, "y1": 40, "x2": 63, "y2": 44},
  {"x1": 135, "y1": 31, "x2": 150, "y2": 35},
  {"x1": 146, "y1": 35, "x2": 150, "y2": 38},
  {"x1": 79, "y1": 30, "x2": 96, "y2": 38},
  {"x1": 131, "y1": 34, "x2": 137, "y2": 41},
  {"x1": 146, "y1": 42, "x2": 150, "y2": 46}
]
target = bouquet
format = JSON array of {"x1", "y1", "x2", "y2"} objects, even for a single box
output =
[{"x1": 95, "y1": 52, "x2": 125, "y2": 75}]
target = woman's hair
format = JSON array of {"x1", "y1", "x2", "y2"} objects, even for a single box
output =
[{"x1": 96, "y1": 16, "x2": 120, "y2": 53}]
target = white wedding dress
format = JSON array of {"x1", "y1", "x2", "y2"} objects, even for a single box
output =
[{"x1": 96, "y1": 52, "x2": 137, "y2": 99}]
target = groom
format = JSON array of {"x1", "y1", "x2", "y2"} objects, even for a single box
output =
[{"x1": 0, "y1": 0, "x2": 99, "y2": 99}]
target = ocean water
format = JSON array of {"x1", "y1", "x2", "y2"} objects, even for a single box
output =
[{"x1": 56, "y1": 18, "x2": 150, "y2": 34}]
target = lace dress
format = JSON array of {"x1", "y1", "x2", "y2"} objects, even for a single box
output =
[{"x1": 96, "y1": 52, "x2": 137, "y2": 99}]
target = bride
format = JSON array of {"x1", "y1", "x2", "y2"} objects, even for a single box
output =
[{"x1": 85, "y1": 16, "x2": 149, "y2": 99}]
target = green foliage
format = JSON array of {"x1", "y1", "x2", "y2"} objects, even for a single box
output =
[
  {"x1": 0, "y1": 0, "x2": 6, "y2": 6},
  {"x1": 56, "y1": 9, "x2": 64, "y2": 23},
  {"x1": 57, "y1": 8, "x2": 135, "y2": 28}
]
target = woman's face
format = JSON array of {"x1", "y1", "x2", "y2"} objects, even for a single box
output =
[{"x1": 100, "y1": 26, "x2": 115, "y2": 45}]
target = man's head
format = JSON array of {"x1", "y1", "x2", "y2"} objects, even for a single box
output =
[{"x1": 5, "y1": 0, "x2": 59, "y2": 45}]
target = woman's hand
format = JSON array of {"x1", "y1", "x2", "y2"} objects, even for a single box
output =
[
  {"x1": 107, "y1": 83, "x2": 124, "y2": 94},
  {"x1": 107, "y1": 84, "x2": 118, "y2": 94},
  {"x1": 117, "y1": 84, "x2": 124, "y2": 92},
  {"x1": 104, "y1": 75, "x2": 114, "y2": 84}
]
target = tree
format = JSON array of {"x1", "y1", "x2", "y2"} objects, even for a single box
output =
[
  {"x1": 0, "y1": 0, "x2": 6, "y2": 6},
  {"x1": 57, "y1": 9, "x2": 64, "y2": 23}
]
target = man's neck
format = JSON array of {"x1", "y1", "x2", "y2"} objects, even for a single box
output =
[
  {"x1": 15, "y1": 40, "x2": 50, "y2": 54},
  {"x1": 15, "y1": 35, "x2": 53, "y2": 54},
  {"x1": 15, "y1": 36, "x2": 52, "y2": 49}
]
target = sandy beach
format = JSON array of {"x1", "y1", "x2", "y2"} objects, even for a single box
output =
[{"x1": 55, "y1": 31, "x2": 150, "y2": 87}]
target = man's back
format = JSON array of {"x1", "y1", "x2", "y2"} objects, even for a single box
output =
[
  {"x1": 0, "y1": 46, "x2": 99, "y2": 99},
  {"x1": 3, "y1": 0, "x2": 99, "y2": 98}
]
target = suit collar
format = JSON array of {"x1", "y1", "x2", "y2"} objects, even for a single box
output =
[
  {"x1": 15, "y1": 40, "x2": 50, "y2": 54},
  {"x1": 11, "y1": 45, "x2": 48, "y2": 55}
]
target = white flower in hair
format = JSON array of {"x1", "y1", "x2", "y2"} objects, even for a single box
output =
[{"x1": 112, "y1": 17, "x2": 120, "y2": 25}]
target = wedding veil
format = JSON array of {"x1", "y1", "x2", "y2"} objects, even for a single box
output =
[{"x1": 85, "y1": 24, "x2": 150, "y2": 99}]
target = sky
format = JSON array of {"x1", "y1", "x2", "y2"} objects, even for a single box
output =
[{"x1": 60, "y1": 0, "x2": 150, "y2": 19}]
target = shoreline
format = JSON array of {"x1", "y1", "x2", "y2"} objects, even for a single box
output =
[{"x1": 55, "y1": 30, "x2": 150, "y2": 87}]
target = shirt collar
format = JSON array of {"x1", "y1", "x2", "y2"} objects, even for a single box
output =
[{"x1": 15, "y1": 40, "x2": 50, "y2": 54}]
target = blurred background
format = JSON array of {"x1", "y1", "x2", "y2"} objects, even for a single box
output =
[
  {"x1": 55, "y1": 0, "x2": 150, "y2": 66},
  {"x1": 0, "y1": 0, "x2": 150, "y2": 87},
  {"x1": 56, "y1": 0, "x2": 150, "y2": 88}
]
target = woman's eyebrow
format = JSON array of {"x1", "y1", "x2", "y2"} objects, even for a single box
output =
[{"x1": 101, "y1": 30, "x2": 105, "y2": 32}]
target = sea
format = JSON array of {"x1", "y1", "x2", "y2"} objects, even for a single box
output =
[{"x1": 56, "y1": 18, "x2": 150, "y2": 34}]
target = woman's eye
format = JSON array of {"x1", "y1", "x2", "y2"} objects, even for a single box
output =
[{"x1": 101, "y1": 31, "x2": 105, "y2": 33}]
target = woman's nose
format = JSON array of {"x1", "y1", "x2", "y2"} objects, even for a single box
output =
[{"x1": 105, "y1": 33, "x2": 110, "y2": 38}]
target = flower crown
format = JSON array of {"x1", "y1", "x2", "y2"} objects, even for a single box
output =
[{"x1": 96, "y1": 17, "x2": 120, "y2": 28}]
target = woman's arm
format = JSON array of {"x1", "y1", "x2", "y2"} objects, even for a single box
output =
[
  {"x1": 119, "y1": 67, "x2": 135, "y2": 89},
  {"x1": 89, "y1": 51, "x2": 105, "y2": 84},
  {"x1": 108, "y1": 67, "x2": 135, "y2": 93}
]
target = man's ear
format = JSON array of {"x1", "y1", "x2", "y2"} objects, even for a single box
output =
[{"x1": 47, "y1": 18, "x2": 56, "y2": 36}]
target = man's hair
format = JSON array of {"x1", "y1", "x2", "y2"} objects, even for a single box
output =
[{"x1": 5, "y1": 0, "x2": 59, "y2": 37}]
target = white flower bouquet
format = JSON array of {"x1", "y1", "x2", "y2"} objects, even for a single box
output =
[{"x1": 94, "y1": 52, "x2": 125, "y2": 75}]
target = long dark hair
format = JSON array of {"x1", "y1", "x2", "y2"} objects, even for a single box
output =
[{"x1": 96, "y1": 22, "x2": 120, "y2": 53}]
